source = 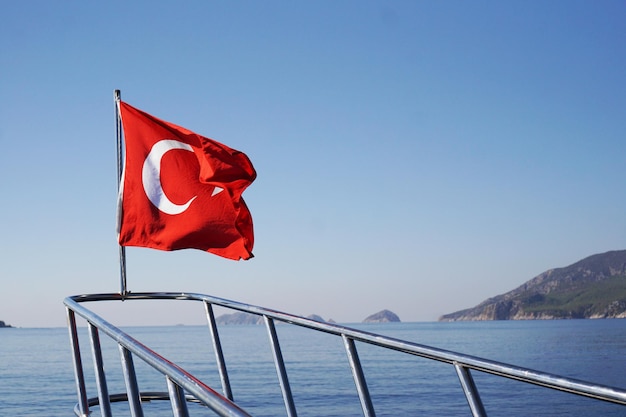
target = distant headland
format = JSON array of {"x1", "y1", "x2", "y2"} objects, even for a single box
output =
[
  {"x1": 440, "y1": 250, "x2": 626, "y2": 321},
  {"x1": 0, "y1": 320, "x2": 13, "y2": 328}
]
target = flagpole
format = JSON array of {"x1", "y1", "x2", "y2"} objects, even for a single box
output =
[{"x1": 114, "y1": 89, "x2": 128, "y2": 299}]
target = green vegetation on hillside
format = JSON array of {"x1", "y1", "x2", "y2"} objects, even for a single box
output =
[
  {"x1": 522, "y1": 275, "x2": 626, "y2": 318},
  {"x1": 440, "y1": 250, "x2": 626, "y2": 321}
]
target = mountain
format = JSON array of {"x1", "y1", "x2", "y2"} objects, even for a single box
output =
[
  {"x1": 363, "y1": 309, "x2": 401, "y2": 323},
  {"x1": 440, "y1": 250, "x2": 626, "y2": 321}
]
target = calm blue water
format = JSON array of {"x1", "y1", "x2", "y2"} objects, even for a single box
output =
[{"x1": 1, "y1": 320, "x2": 625, "y2": 416}]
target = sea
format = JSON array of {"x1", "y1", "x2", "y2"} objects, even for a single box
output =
[{"x1": 1, "y1": 319, "x2": 625, "y2": 416}]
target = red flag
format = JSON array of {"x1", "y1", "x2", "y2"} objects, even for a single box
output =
[{"x1": 117, "y1": 101, "x2": 256, "y2": 260}]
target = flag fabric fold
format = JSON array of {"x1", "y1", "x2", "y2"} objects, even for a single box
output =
[{"x1": 117, "y1": 101, "x2": 256, "y2": 260}]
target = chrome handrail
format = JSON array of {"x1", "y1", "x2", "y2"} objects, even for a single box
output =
[{"x1": 65, "y1": 292, "x2": 626, "y2": 417}]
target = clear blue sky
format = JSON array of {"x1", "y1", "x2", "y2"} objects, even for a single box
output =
[{"x1": 1, "y1": 1, "x2": 624, "y2": 327}]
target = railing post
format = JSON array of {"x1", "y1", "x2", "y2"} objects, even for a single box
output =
[
  {"x1": 264, "y1": 316, "x2": 298, "y2": 417},
  {"x1": 89, "y1": 323, "x2": 112, "y2": 417},
  {"x1": 167, "y1": 376, "x2": 190, "y2": 417},
  {"x1": 66, "y1": 308, "x2": 90, "y2": 417},
  {"x1": 119, "y1": 345, "x2": 145, "y2": 417},
  {"x1": 204, "y1": 301, "x2": 234, "y2": 400},
  {"x1": 455, "y1": 363, "x2": 487, "y2": 417},
  {"x1": 342, "y1": 334, "x2": 376, "y2": 417}
]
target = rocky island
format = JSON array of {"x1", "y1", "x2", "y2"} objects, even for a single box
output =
[
  {"x1": 214, "y1": 310, "x2": 400, "y2": 325},
  {"x1": 440, "y1": 250, "x2": 626, "y2": 321},
  {"x1": 362, "y1": 309, "x2": 400, "y2": 323},
  {"x1": 215, "y1": 312, "x2": 334, "y2": 325},
  {"x1": 0, "y1": 320, "x2": 13, "y2": 328},
  {"x1": 215, "y1": 311, "x2": 264, "y2": 325}
]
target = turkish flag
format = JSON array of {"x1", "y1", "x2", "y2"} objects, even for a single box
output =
[{"x1": 117, "y1": 101, "x2": 256, "y2": 260}]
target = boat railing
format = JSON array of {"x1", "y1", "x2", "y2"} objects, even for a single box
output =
[{"x1": 64, "y1": 291, "x2": 626, "y2": 417}]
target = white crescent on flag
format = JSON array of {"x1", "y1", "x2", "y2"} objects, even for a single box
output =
[
  {"x1": 142, "y1": 139, "x2": 224, "y2": 215},
  {"x1": 142, "y1": 139, "x2": 197, "y2": 215}
]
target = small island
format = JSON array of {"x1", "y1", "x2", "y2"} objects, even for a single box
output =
[
  {"x1": 215, "y1": 312, "x2": 333, "y2": 325},
  {"x1": 213, "y1": 310, "x2": 402, "y2": 325},
  {"x1": 362, "y1": 309, "x2": 401, "y2": 323},
  {"x1": 215, "y1": 312, "x2": 264, "y2": 325},
  {"x1": 0, "y1": 320, "x2": 13, "y2": 328}
]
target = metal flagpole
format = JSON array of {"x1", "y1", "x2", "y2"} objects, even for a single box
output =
[{"x1": 114, "y1": 89, "x2": 128, "y2": 298}]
